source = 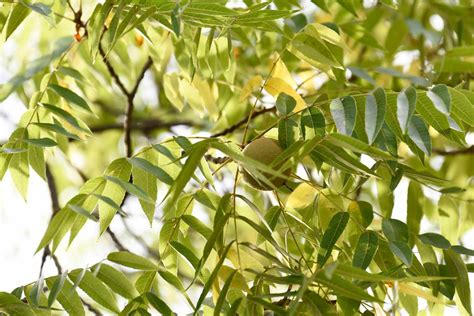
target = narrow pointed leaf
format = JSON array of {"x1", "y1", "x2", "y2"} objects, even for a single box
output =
[
  {"x1": 397, "y1": 86, "x2": 417, "y2": 134},
  {"x1": 48, "y1": 84, "x2": 93, "y2": 113},
  {"x1": 427, "y1": 84, "x2": 450, "y2": 115},
  {"x1": 407, "y1": 115, "x2": 431, "y2": 155},
  {"x1": 318, "y1": 212, "x2": 349, "y2": 267},
  {"x1": 365, "y1": 87, "x2": 386, "y2": 144},
  {"x1": 330, "y1": 96, "x2": 356, "y2": 136},
  {"x1": 352, "y1": 231, "x2": 379, "y2": 270}
]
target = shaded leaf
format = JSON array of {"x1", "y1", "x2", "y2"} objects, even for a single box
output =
[
  {"x1": 330, "y1": 96, "x2": 356, "y2": 136},
  {"x1": 318, "y1": 212, "x2": 349, "y2": 267},
  {"x1": 352, "y1": 231, "x2": 379, "y2": 270}
]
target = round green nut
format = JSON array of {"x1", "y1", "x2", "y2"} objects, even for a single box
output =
[{"x1": 241, "y1": 137, "x2": 291, "y2": 191}]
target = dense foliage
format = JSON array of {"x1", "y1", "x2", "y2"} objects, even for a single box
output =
[{"x1": 0, "y1": 0, "x2": 473, "y2": 314}]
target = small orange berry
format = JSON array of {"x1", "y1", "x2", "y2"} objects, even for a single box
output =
[
  {"x1": 74, "y1": 32, "x2": 81, "y2": 42},
  {"x1": 135, "y1": 34, "x2": 144, "y2": 47}
]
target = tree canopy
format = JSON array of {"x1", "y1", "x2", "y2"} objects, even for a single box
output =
[{"x1": 0, "y1": 0, "x2": 473, "y2": 315}]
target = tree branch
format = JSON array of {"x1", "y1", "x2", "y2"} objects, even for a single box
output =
[
  {"x1": 211, "y1": 107, "x2": 275, "y2": 138},
  {"x1": 90, "y1": 118, "x2": 195, "y2": 133},
  {"x1": 98, "y1": 44, "x2": 129, "y2": 97},
  {"x1": 40, "y1": 165, "x2": 63, "y2": 277},
  {"x1": 433, "y1": 146, "x2": 474, "y2": 156},
  {"x1": 125, "y1": 57, "x2": 154, "y2": 157}
]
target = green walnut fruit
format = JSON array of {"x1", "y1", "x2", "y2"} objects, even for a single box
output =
[{"x1": 241, "y1": 137, "x2": 291, "y2": 191}]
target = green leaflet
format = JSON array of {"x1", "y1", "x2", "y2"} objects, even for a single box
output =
[
  {"x1": 317, "y1": 212, "x2": 349, "y2": 267},
  {"x1": 93, "y1": 264, "x2": 137, "y2": 299},
  {"x1": 330, "y1": 96, "x2": 357, "y2": 136},
  {"x1": 407, "y1": 181, "x2": 423, "y2": 247},
  {"x1": 443, "y1": 249, "x2": 472, "y2": 314},
  {"x1": 276, "y1": 92, "x2": 296, "y2": 115},
  {"x1": 164, "y1": 140, "x2": 210, "y2": 210},
  {"x1": 98, "y1": 158, "x2": 131, "y2": 235},
  {"x1": 68, "y1": 269, "x2": 119, "y2": 313},
  {"x1": 48, "y1": 84, "x2": 93, "y2": 114},
  {"x1": 352, "y1": 231, "x2": 379, "y2": 270},
  {"x1": 301, "y1": 107, "x2": 325, "y2": 139},
  {"x1": 427, "y1": 84, "x2": 451, "y2": 115},
  {"x1": 382, "y1": 218, "x2": 409, "y2": 243},
  {"x1": 145, "y1": 292, "x2": 173, "y2": 315},
  {"x1": 407, "y1": 115, "x2": 432, "y2": 156},
  {"x1": 389, "y1": 241, "x2": 413, "y2": 267},
  {"x1": 419, "y1": 233, "x2": 451, "y2": 250},
  {"x1": 396, "y1": 86, "x2": 417, "y2": 134},
  {"x1": 365, "y1": 87, "x2": 386, "y2": 144},
  {"x1": 107, "y1": 251, "x2": 157, "y2": 270},
  {"x1": 4, "y1": 4, "x2": 31, "y2": 41},
  {"x1": 278, "y1": 117, "x2": 299, "y2": 149}
]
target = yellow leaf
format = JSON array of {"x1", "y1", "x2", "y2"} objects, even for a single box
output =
[
  {"x1": 264, "y1": 77, "x2": 306, "y2": 112},
  {"x1": 398, "y1": 283, "x2": 445, "y2": 304},
  {"x1": 163, "y1": 73, "x2": 184, "y2": 111},
  {"x1": 286, "y1": 183, "x2": 318, "y2": 209},
  {"x1": 218, "y1": 265, "x2": 250, "y2": 292},
  {"x1": 192, "y1": 76, "x2": 219, "y2": 120},
  {"x1": 271, "y1": 58, "x2": 297, "y2": 88},
  {"x1": 179, "y1": 78, "x2": 205, "y2": 114},
  {"x1": 240, "y1": 75, "x2": 262, "y2": 101}
]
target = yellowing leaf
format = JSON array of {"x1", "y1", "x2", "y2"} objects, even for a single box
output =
[
  {"x1": 163, "y1": 73, "x2": 184, "y2": 111},
  {"x1": 192, "y1": 75, "x2": 219, "y2": 120},
  {"x1": 240, "y1": 75, "x2": 262, "y2": 101},
  {"x1": 271, "y1": 58, "x2": 296, "y2": 88},
  {"x1": 179, "y1": 78, "x2": 204, "y2": 114},
  {"x1": 264, "y1": 77, "x2": 306, "y2": 112},
  {"x1": 286, "y1": 182, "x2": 317, "y2": 209},
  {"x1": 398, "y1": 283, "x2": 445, "y2": 304}
]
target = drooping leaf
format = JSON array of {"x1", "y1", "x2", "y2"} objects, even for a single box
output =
[
  {"x1": 68, "y1": 269, "x2": 119, "y2": 313},
  {"x1": 276, "y1": 92, "x2": 296, "y2": 115},
  {"x1": 98, "y1": 158, "x2": 131, "y2": 235},
  {"x1": 145, "y1": 292, "x2": 173, "y2": 315},
  {"x1": 397, "y1": 86, "x2": 417, "y2": 134},
  {"x1": 352, "y1": 231, "x2": 379, "y2": 270},
  {"x1": 278, "y1": 117, "x2": 299, "y2": 149},
  {"x1": 301, "y1": 107, "x2": 326, "y2": 139},
  {"x1": 419, "y1": 233, "x2": 451, "y2": 250},
  {"x1": 45, "y1": 277, "x2": 84, "y2": 316},
  {"x1": 427, "y1": 84, "x2": 451, "y2": 115},
  {"x1": 407, "y1": 115, "x2": 431, "y2": 156},
  {"x1": 443, "y1": 249, "x2": 472, "y2": 314},
  {"x1": 107, "y1": 251, "x2": 157, "y2": 271},
  {"x1": 48, "y1": 84, "x2": 93, "y2": 113},
  {"x1": 389, "y1": 241, "x2": 413, "y2": 266},
  {"x1": 317, "y1": 212, "x2": 349, "y2": 267},
  {"x1": 93, "y1": 264, "x2": 137, "y2": 299},
  {"x1": 330, "y1": 96, "x2": 356, "y2": 136},
  {"x1": 365, "y1": 87, "x2": 386, "y2": 144},
  {"x1": 382, "y1": 218, "x2": 409, "y2": 243}
]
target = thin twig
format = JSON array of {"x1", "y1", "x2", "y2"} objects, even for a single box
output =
[
  {"x1": 90, "y1": 119, "x2": 195, "y2": 133},
  {"x1": 98, "y1": 44, "x2": 129, "y2": 97},
  {"x1": 211, "y1": 107, "x2": 275, "y2": 138},
  {"x1": 124, "y1": 57, "x2": 154, "y2": 157},
  {"x1": 106, "y1": 227, "x2": 129, "y2": 252},
  {"x1": 39, "y1": 165, "x2": 63, "y2": 277},
  {"x1": 81, "y1": 298, "x2": 102, "y2": 316},
  {"x1": 433, "y1": 146, "x2": 474, "y2": 156}
]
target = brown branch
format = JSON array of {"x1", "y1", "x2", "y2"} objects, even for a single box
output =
[
  {"x1": 125, "y1": 57, "x2": 154, "y2": 157},
  {"x1": 211, "y1": 107, "x2": 275, "y2": 138},
  {"x1": 40, "y1": 165, "x2": 63, "y2": 277},
  {"x1": 433, "y1": 146, "x2": 474, "y2": 156},
  {"x1": 90, "y1": 119, "x2": 195, "y2": 133},
  {"x1": 98, "y1": 44, "x2": 129, "y2": 97},
  {"x1": 81, "y1": 298, "x2": 102, "y2": 316},
  {"x1": 106, "y1": 227, "x2": 129, "y2": 252}
]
